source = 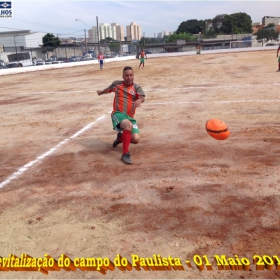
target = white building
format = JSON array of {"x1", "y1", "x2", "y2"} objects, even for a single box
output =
[
  {"x1": 99, "y1": 23, "x2": 116, "y2": 40},
  {"x1": 0, "y1": 30, "x2": 46, "y2": 52},
  {"x1": 262, "y1": 16, "x2": 280, "y2": 26},
  {"x1": 89, "y1": 23, "x2": 124, "y2": 43},
  {"x1": 126, "y1": 22, "x2": 142, "y2": 41},
  {"x1": 158, "y1": 31, "x2": 173, "y2": 38}
]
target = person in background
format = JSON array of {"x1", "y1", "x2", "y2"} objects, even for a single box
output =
[
  {"x1": 276, "y1": 44, "x2": 280, "y2": 72},
  {"x1": 97, "y1": 52, "x2": 105, "y2": 70},
  {"x1": 138, "y1": 49, "x2": 147, "y2": 69}
]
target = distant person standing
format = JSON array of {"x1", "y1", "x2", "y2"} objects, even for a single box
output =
[
  {"x1": 97, "y1": 52, "x2": 105, "y2": 70},
  {"x1": 138, "y1": 49, "x2": 147, "y2": 69},
  {"x1": 32, "y1": 57, "x2": 37, "y2": 65},
  {"x1": 277, "y1": 44, "x2": 280, "y2": 72}
]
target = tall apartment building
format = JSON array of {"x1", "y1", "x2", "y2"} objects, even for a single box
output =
[
  {"x1": 158, "y1": 31, "x2": 173, "y2": 38},
  {"x1": 262, "y1": 16, "x2": 280, "y2": 26},
  {"x1": 111, "y1": 23, "x2": 125, "y2": 41},
  {"x1": 88, "y1": 23, "x2": 124, "y2": 43},
  {"x1": 126, "y1": 22, "x2": 142, "y2": 41}
]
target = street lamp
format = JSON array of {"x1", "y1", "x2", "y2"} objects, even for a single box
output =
[{"x1": 75, "y1": 19, "x2": 91, "y2": 56}]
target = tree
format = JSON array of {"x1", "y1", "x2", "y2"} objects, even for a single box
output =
[
  {"x1": 256, "y1": 28, "x2": 279, "y2": 42},
  {"x1": 212, "y1": 14, "x2": 226, "y2": 33},
  {"x1": 42, "y1": 33, "x2": 60, "y2": 55},
  {"x1": 166, "y1": 32, "x2": 196, "y2": 43},
  {"x1": 108, "y1": 42, "x2": 120, "y2": 54},
  {"x1": 176, "y1": 19, "x2": 205, "y2": 34},
  {"x1": 138, "y1": 36, "x2": 165, "y2": 47},
  {"x1": 220, "y1": 12, "x2": 252, "y2": 34},
  {"x1": 42, "y1": 33, "x2": 60, "y2": 48},
  {"x1": 267, "y1": 23, "x2": 275, "y2": 28},
  {"x1": 202, "y1": 30, "x2": 217, "y2": 39}
]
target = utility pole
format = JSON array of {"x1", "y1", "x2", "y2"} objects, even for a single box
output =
[
  {"x1": 13, "y1": 35, "x2": 19, "y2": 64},
  {"x1": 96, "y1": 16, "x2": 100, "y2": 54},
  {"x1": 104, "y1": 28, "x2": 107, "y2": 55},
  {"x1": 84, "y1": 28, "x2": 88, "y2": 56},
  {"x1": 119, "y1": 33, "x2": 122, "y2": 56}
]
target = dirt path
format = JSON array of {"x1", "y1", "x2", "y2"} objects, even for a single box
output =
[{"x1": 1, "y1": 50, "x2": 280, "y2": 279}]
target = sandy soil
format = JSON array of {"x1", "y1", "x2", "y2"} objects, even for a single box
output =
[{"x1": 1, "y1": 49, "x2": 280, "y2": 279}]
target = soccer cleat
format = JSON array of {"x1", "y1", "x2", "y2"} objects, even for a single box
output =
[
  {"x1": 113, "y1": 132, "x2": 122, "y2": 147},
  {"x1": 121, "y1": 152, "x2": 132, "y2": 164}
]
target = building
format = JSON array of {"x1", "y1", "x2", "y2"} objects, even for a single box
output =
[
  {"x1": 0, "y1": 30, "x2": 46, "y2": 52},
  {"x1": 126, "y1": 22, "x2": 142, "y2": 41},
  {"x1": 158, "y1": 31, "x2": 173, "y2": 38},
  {"x1": 99, "y1": 23, "x2": 116, "y2": 40},
  {"x1": 111, "y1": 23, "x2": 125, "y2": 41},
  {"x1": 252, "y1": 24, "x2": 265, "y2": 34},
  {"x1": 89, "y1": 23, "x2": 124, "y2": 43},
  {"x1": 262, "y1": 16, "x2": 280, "y2": 26}
]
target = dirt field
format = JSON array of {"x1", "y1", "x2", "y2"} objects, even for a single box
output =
[{"x1": 1, "y1": 50, "x2": 280, "y2": 279}]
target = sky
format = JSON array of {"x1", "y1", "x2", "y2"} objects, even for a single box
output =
[{"x1": 0, "y1": 0, "x2": 280, "y2": 38}]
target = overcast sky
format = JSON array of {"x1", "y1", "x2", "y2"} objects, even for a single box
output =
[{"x1": 0, "y1": 1, "x2": 279, "y2": 38}]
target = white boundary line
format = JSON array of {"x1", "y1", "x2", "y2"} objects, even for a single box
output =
[
  {"x1": 145, "y1": 100, "x2": 280, "y2": 105},
  {"x1": 10, "y1": 83, "x2": 280, "y2": 95},
  {"x1": 0, "y1": 115, "x2": 106, "y2": 189}
]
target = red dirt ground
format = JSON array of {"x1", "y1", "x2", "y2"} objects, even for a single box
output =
[{"x1": 1, "y1": 50, "x2": 280, "y2": 279}]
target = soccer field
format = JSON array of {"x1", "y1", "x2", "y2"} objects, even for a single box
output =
[{"x1": 1, "y1": 50, "x2": 280, "y2": 279}]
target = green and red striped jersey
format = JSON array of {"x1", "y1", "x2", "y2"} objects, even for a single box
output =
[{"x1": 108, "y1": 81, "x2": 145, "y2": 118}]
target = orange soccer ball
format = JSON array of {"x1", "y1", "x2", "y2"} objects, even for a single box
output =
[{"x1": 205, "y1": 118, "x2": 230, "y2": 140}]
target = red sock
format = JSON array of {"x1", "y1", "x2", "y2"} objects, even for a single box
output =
[{"x1": 122, "y1": 130, "x2": 131, "y2": 154}]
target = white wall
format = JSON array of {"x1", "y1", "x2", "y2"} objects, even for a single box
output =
[
  {"x1": 25, "y1": 33, "x2": 45, "y2": 48},
  {"x1": 0, "y1": 35, "x2": 25, "y2": 48}
]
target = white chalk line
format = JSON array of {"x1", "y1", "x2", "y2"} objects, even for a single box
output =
[
  {"x1": 9, "y1": 82, "x2": 280, "y2": 96},
  {"x1": 0, "y1": 115, "x2": 106, "y2": 189},
  {"x1": 145, "y1": 100, "x2": 280, "y2": 105},
  {"x1": 15, "y1": 90, "x2": 84, "y2": 95},
  {"x1": 145, "y1": 83, "x2": 280, "y2": 92}
]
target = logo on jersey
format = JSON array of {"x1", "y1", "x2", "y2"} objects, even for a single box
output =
[{"x1": 129, "y1": 89, "x2": 136, "y2": 96}]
